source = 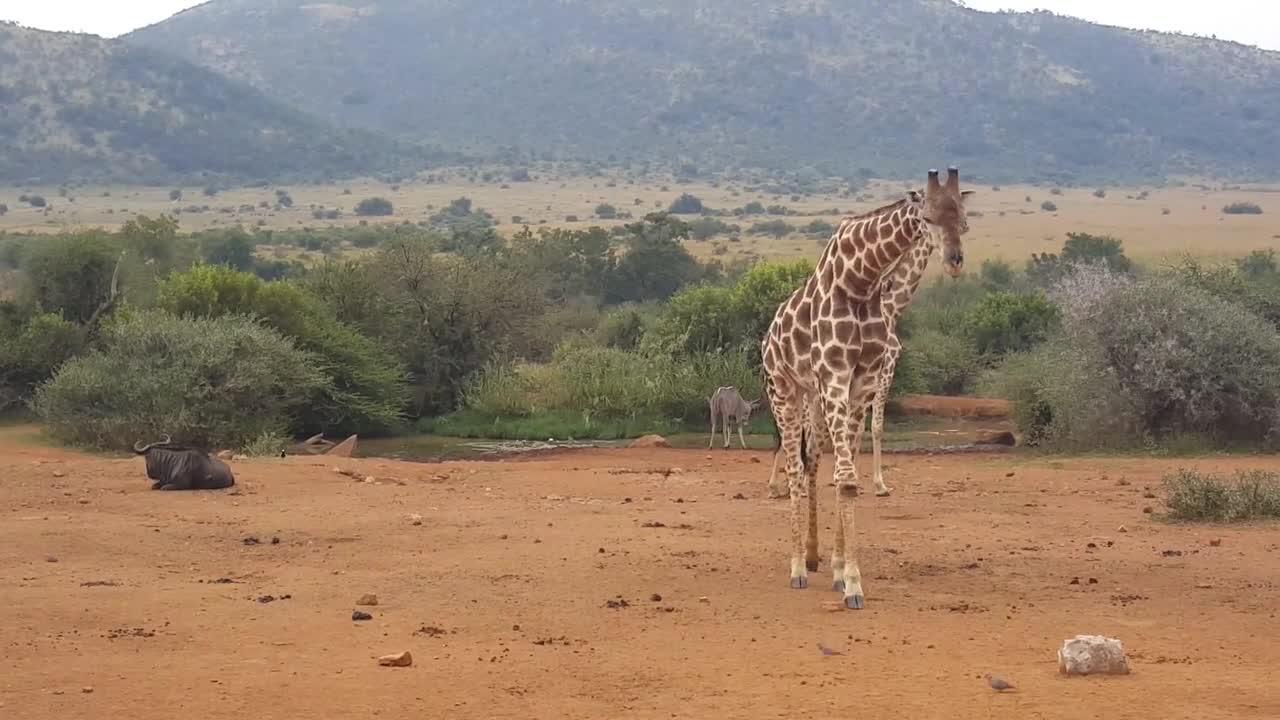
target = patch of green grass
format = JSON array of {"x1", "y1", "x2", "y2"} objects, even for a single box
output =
[
  {"x1": 418, "y1": 409, "x2": 781, "y2": 442},
  {"x1": 240, "y1": 431, "x2": 288, "y2": 457},
  {"x1": 1163, "y1": 468, "x2": 1280, "y2": 521}
]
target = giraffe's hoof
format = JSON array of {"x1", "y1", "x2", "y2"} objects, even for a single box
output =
[
  {"x1": 832, "y1": 579, "x2": 845, "y2": 593},
  {"x1": 844, "y1": 594, "x2": 865, "y2": 610},
  {"x1": 875, "y1": 488, "x2": 892, "y2": 497},
  {"x1": 805, "y1": 559, "x2": 820, "y2": 572},
  {"x1": 789, "y1": 576, "x2": 808, "y2": 590}
]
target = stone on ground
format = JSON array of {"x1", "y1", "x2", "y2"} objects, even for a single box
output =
[
  {"x1": 356, "y1": 594, "x2": 378, "y2": 606},
  {"x1": 1058, "y1": 634, "x2": 1130, "y2": 675},
  {"x1": 378, "y1": 651, "x2": 413, "y2": 667},
  {"x1": 630, "y1": 434, "x2": 670, "y2": 449},
  {"x1": 975, "y1": 430, "x2": 1017, "y2": 446}
]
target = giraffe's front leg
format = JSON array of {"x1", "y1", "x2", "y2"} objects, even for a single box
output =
[
  {"x1": 823, "y1": 375, "x2": 871, "y2": 608},
  {"x1": 773, "y1": 401, "x2": 810, "y2": 589}
]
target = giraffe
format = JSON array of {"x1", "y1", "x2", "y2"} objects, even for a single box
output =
[
  {"x1": 761, "y1": 167, "x2": 972, "y2": 609},
  {"x1": 764, "y1": 201, "x2": 969, "y2": 499}
]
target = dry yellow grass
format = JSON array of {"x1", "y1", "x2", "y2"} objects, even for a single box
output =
[{"x1": 4, "y1": 173, "x2": 1278, "y2": 277}]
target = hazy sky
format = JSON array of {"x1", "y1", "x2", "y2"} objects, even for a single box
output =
[{"x1": 1, "y1": 0, "x2": 1277, "y2": 50}]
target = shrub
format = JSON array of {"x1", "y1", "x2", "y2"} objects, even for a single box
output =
[
  {"x1": 595, "y1": 203, "x2": 618, "y2": 219},
  {"x1": 169, "y1": 189, "x2": 182, "y2": 202},
  {"x1": 801, "y1": 220, "x2": 836, "y2": 236},
  {"x1": 979, "y1": 259, "x2": 1016, "y2": 290},
  {"x1": 963, "y1": 290, "x2": 1059, "y2": 360},
  {"x1": 1163, "y1": 469, "x2": 1280, "y2": 521},
  {"x1": 0, "y1": 313, "x2": 86, "y2": 412},
  {"x1": 26, "y1": 195, "x2": 47, "y2": 208},
  {"x1": 355, "y1": 197, "x2": 394, "y2": 216},
  {"x1": 0, "y1": 203, "x2": 7, "y2": 216},
  {"x1": 897, "y1": 330, "x2": 981, "y2": 395},
  {"x1": 1027, "y1": 232, "x2": 1132, "y2": 287},
  {"x1": 1040, "y1": 200, "x2": 1058, "y2": 212},
  {"x1": 34, "y1": 311, "x2": 328, "y2": 450},
  {"x1": 668, "y1": 193, "x2": 704, "y2": 214},
  {"x1": 1093, "y1": 189, "x2": 1106, "y2": 198},
  {"x1": 1222, "y1": 202, "x2": 1263, "y2": 215},
  {"x1": 748, "y1": 220, "x2": 794, "y2": 238},
  {"x1": 688, "y1": 217, "x2": 739, "y2": 241},
  {"x1": 156, "y1": 265, "x2": 409, "y2": 435}
]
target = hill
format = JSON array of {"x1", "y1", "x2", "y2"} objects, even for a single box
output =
[
  {"x1": 0, "y1": 22, "x2": 438, "y2": 185},
  {"x1": 125, "y1": 0, "x2": 1280, "y2": 183}
]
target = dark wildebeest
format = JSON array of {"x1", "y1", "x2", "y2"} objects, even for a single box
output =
[
  {"x1": 708, "y1": 386, "x2": 760, "y2": 449},
  {"x1": 133, "y1": 435, "x2": 235, "y2": 491}
]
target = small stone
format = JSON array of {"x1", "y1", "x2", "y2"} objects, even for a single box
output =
[
  {"x1": 1195, "y1": 582, "x2": 1214, "y2": 589},
  {"x1": 1142, "y1": 506, "x2": 1154, "y2": 514},
  {"x1": 1069, "y1": 577, "x2": 1080, "y2": 585},
  {"x1": 698, "y1": 596, "x2": 710, "y2": 603},
  {"x1": 512, "y1": 624, "x2": 520, "y2": 631},
  {"x1": 270, "y1": 537, "x2": 280, "y2": 545},
  {"x1": 377, "y1": 651, "x2": 413, "y2": 667},
  {"x1": 1058, "y1": 634, "x2": 1130, "y2": 675},
  {"x1": 408, "y1": 514, "x2": 424, "y2": 526},
  {"x1": 356, "y1": 594, "x2": 378, "y2": 606},
  {"x1": 732, "y1": 493, "x2": 747, "y2": 500},
  {"x1": 352, "y1": 610, "x2": 373, "y2": 621},
  {"x1": 750, "y1": 456, "x2": 761, "y2": 464},
  {"x1": 77, "y1": 498, "x2": 90, "y2": 505},
  {"x1": 46, "y1": 556, "x2": 58, "y2": 563},
  {"x1": 81, "y1": 687, "x2": 93, "y2": 694},
  {"x1": 650, "y1": 593, "x2": 663, "y2": 602},
  {"x1": 52, "y1": 470, "x2": 66, "y2": 478},
  {"x1": 629, "y1": 434, "x2": 669, "y2": 449},
  {"x1": 1005, "y1": 471, "x2": 1015, "y2": 478},
  {"x1": 1209, "y1": 538, "x2": 1222, "y2": 547},
  {"x1": 1118, "y1": 525, "x2": 1128, "y2": 533},
  {"x1": 1088, "y1": 578, "x2": 1098, "y2": 585}
]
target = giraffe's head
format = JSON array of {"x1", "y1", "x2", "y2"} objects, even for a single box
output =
[{"x1": 919, "y1": 167, "x2": 974, "y2": 278}]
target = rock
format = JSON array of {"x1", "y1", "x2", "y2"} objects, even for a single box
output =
[
  {"x1": 377, "y1": 651, "x2": 413, "y2": 667},
  {"x1": 81, "y1": 687, "x2": 93, "y2": 694},
  {"x1": 1118, "y1": 525, "x2": 1128, "y2": 533},
  {"x1": 52, "y1": 470, "x2": 66, "y2": 478},
  {"x1": 1058, "y1": 635, "x2": 1130, "y2": 675},
  {"x1": 750, "y1": 456, "x2": 761, "y2": 464},
  {"x1": 407, "y1": 513, "x2": 424, "y2": 526},
  {"x1": 356, "y1": 594, "x2": 378, "y2": 606},
  {"x1": 77, "y1": 498, "x2": 90, "y2": 505},
  {"x1": 352, "y1": 610, "x2": 373, "y2": 621},
  {"x1": 327, "y1": 435, "x2": 359, "y2": 458},
  {"x1": 698, "y1": 596, "x2": 710, "y2": 603},
  {"x1": 630, "y1": 434, "x2": 670, "y2": 449},
  {"x1": 1209, "y1": 538, "x2": 1222, "y2": 547},
  {"x1": 975, "y1": 430, "x2": 1017, "y2": 446}
]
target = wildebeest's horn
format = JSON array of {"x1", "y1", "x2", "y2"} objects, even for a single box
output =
[{"x1": 132, "y1": 434, "x2": 173, "y2": 454}]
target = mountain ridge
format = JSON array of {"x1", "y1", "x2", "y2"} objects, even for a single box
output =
[{"x1": 123, "y1": 0, "x2": 1280, "y2": 183}]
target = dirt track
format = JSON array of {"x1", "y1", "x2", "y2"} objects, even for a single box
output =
[{"x1": 3, "y1": 433, "x2": 1279, "y2": 719}]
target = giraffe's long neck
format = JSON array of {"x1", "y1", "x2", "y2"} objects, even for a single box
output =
[
  {"x1": 881, "y1": 232, "x2": 937, "y2": 324},
  {"x1": 816, "y1": 201, "x2": 925, "y2": 304}
]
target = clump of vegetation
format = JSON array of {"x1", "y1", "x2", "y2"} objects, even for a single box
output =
[
  {"x1": 35, "y1": 311, "x2": 328, "y2": 450},
  {"x1": 355, "y1": 197, "x2": 395, "y2": 216},
  {"x1": 1222, "y1": 202, "x2": 1263, "y2": 215},
  {"x1": 1163, "y1": 468, "x2": 1280, "y2": 522},
  {"x1": 748, "y1": 220, "x2": 794, "y2": 238},
  {"x1": 1040, "y1": 200, "x2": 1058, "y2": 212},
  {"x1": 668, "y1": 193, "x2": 705, "y2": 214}
]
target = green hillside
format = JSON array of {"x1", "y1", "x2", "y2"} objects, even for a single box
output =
[
  {"x1": 0, "y1": 22, "x2": 438, "y2": 184},
  {"x1": 125, "y1": 0, "x2": 1280, "y2": 183}
]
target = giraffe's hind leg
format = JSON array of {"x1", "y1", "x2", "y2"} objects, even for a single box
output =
[
  {"x1": 871, "y1": 356, "x2": 895, "y2": 497},
  {"x1": 769, "y1": 385, "x2": 810, "y2": 590}
]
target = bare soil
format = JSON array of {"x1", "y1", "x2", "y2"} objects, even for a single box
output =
[{"x1": 3, "y1": 431, "x2": 1279, "y2": 719}]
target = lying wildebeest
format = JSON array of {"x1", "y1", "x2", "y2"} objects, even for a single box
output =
[{"x1": 133, "y1": 435, "x2": 235, "y2": 490}]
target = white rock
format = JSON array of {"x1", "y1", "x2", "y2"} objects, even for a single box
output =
[{"x1": 1058, "y1": 634, "x2": 1130, "y2": 675}]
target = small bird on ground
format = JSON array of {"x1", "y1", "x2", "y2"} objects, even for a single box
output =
[
  {"x1": 816, "y1": 643, "x2": 844, "y2": 656},
  {"x1": 986, "y1": 674, "x2": 1015, "y2": 692}
]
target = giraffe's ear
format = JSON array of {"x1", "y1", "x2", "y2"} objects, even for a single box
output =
[{"x1": 906, "y1": 190, "x2": 922, "y2": 203}]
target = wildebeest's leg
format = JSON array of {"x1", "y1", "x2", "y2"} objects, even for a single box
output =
[
  {"x1": 708, "y1": 403, "x2": 717, "y2": 449},
  {"x1": 157, "y1": 483, "x2": 186, "y2": 491}
]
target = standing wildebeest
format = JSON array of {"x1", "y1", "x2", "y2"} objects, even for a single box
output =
[
  {"x1": 708, "y1": 386, "x2": 760, "y2": 449},
  {"x1": 133, "y1": 435, "x2": 235, "y2": 490}
]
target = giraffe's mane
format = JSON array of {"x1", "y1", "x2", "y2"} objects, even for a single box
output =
[{"x1": 844, "y1": 197, "x2": 910, "y2": 223}]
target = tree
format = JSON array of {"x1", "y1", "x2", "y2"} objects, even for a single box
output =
[
  {"x1": 201, "y1": 227, "x2": 256, "y2": 271},
  {"x1": 169, "y1": 189, "x2": 183, "y2": 202},
  {"x1": 668, "y1": 193, "x2": 705, "y2": 214},
  {"x1": 606, "y1": 214, "x2": 703, "y2": 304},
  {"x1": 355, "y1": 197, "x2": 394, "y2": 216},
  {"x1": 21, "y1": 231, "x2": 120, "y2": 324},
  {"x1": 595, "y1": 203, "x2": 619, "y2": 219}
]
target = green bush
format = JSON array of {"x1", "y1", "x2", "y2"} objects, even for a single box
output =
[
  {"x1": 963, "y1": 290, "x2": 1059, "y2": 360},
  {"x1": 668, "y1": 193, "x2": 704, "y2": 214},
  {"x1": 34, "y1": 311, "x2": 327, "y2": 450},
  {"x1": 897, "y1": 329, "x2": 980, "y2": 395},
  {"x1": 156, "y1": 265, "x2": 409, "y2": 435},
  {"x1": 1163, "y1": 469, "x2": 1280, "y2": 521},
  {"x1": 355, "y1": 197, "x2": 395, "y2": 216},
  {"x1": 21, "y1": 231, "x2": 121, "y2": 324},
  {"x1": 0, "y1": 312, "x2": 86, "y2": 412}
]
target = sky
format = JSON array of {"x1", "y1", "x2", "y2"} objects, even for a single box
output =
[{"x1": 1, "y1": 0, "x2": 1277, "y2": 51}]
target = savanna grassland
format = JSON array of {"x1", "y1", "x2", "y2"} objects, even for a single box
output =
[{"x1": 3, "y1": 174, "x2": 1278, "y2": 271}]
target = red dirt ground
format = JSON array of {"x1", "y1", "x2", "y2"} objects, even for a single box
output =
[
  {"x1": 893, "y1": 394, "x2": 1012, "y2": 418},
  {"x1": 3, "y1": 430, "x2": 1279, "y2": 719}
]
